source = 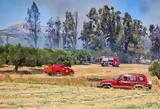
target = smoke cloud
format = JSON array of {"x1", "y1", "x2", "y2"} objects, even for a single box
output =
[
  {"x1": 32, "y1": 0, "x2": 114, "y2": 48},
  {"x1": 33, "y1": 0, "x2": 113, "y2": 30},
  {"x1": 139, "y1": 0, "x2": 160, "y2": 26}
]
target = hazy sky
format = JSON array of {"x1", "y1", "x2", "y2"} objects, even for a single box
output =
[{"x1": 0, "y1": 0, "x2": 159, "y2": 29}]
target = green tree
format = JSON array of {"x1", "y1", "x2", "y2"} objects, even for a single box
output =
[
  {"x1": 149, "y1": 25, "x2": 160, "y2": 60},
  {"x1": 24, "y1": 47, "x2": 38, "y2": 66},
  {"x1": 71, "y1": 50, "x2": 91, "y2": 64},
  {"x1": 149, "y1": 61, "x2": 160, "y2": 79},
  {"x1": 26, "y1": 2, "x2": 41, "y2": 48},
  {"x1": 0, "y1": 44, "x2": 12, "y2": 65},
  {"x1": 98, "y1": 5, "x2": 112, "y2": 48},
  {"x1": 63, "y1": 11, "x2": 77, "y2": 49},
  {"x1": 8, "y1": 44, "x2": 26, "y2": 72},
  {"x1": 80, "y1": 8, "x2": 105, "y2": 50},
  {"x1": 122, "y1": 12, "x2": 133, "y2": 52},
  {"x1": 46, "y1": 17, "x2": 55, "y2": 48},
  {"x1": 0, "y1": 46, "x2": 6, "y2": 65},
  {"x1": 79, "y1": 21, "x2": 92, "y2": 49}
]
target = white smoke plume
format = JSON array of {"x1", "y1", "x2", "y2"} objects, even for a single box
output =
[{"x1": 139, "y1": 0, "x2": 160, "y2": 26}]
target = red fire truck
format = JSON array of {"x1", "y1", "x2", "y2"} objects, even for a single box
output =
[{"x1": 99, "y1": 56, "x2": 120, "y2": 67}]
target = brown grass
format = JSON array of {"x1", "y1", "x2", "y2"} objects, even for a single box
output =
[
  {"x1": 0, "y1": 64, "x2": 160, "y2": 109},
  {"x1": 0, "y1": 83, "x2": 159, "y2": 109},
  {"x1": 0, "y1": 64, "x2": 159, "y2": 89}
]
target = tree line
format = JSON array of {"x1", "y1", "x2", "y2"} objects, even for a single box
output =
[
  {"x1": 0, "y1": 44, "x2": 91, "y2": 72},
  {"x1": 25, "y1": 2, "x2": 160, "y2": 61},
  {"x1": 1, "y1": 2, "x2": 160, "y2": 68},
  {"x1": 26, "y1": 2, "x2": 78, "y2": 49}
]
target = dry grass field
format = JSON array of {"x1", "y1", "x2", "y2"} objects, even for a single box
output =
[
  {"x1": 0, "y1": 83, "x2": 160, "y2": 109},
  {"x1": 0, "y1": 64, "x2": 160, "y2": 109},
  {"x1": 0, "y1": 64, "x2": 159, "y2": 87}
]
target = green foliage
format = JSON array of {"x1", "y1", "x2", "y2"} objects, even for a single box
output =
[
  {"x1": 56, "y1": 55, "x2": 72, "y2": 67},
  {"x1": 79, "y1": 7, "x2": 105, "y2": 50},
  {"x1": 26, "y1": 2, "x2": 40, "y2": 48},
  {"x1": 0, "y1": 44, "x2": 12, "y2": 65},
  {"x1": 79, "y1": 4, "x2": 147, "y2": 63},
  {"x1": 149, "y1": 61, "x2": 160, "y2": 79},
  {"x1": 0, "y1": 46, "x2": 5, "y2": 65},
  {"x1": 63, "y1": 11, "x2": 77, "y2": 49},
  {"x1": 149, "y1": 25, "x2": 160, "y2": 60},
  {"x1": 0, "y1": 44, "x2": 93, "y2": 71},
  {"x1": 71, "y1": 49, "x2": 91, "y2": 64},
  {"x1": 24, "y1": 47, "x2": 38, "y2": 67},
  {"x1": 8, "y1": 44, "x2": 26, "y2": 71}
]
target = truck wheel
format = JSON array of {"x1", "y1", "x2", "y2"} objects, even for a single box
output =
[
  {"x1": 55, "y1": 71, "x2": 62, "y2": 76},
  {"x1": 148, "y1": 86, "x2": 152, "y2": 90},
  {"x1": 101, "y1": 64, "x2": 104, "y2": 67},
  {"x1": 113, "y1": 64, "x2": 119, "y2": 67},
  {"x1": 134, "y1": 85, "x2": 144, "y2": 90},
  {"x1": 69, "y1": 72, "x2": 74, "y2": 76},
  {"x1": 102, "y1": 84, "x2": 112, "y2": 89},
  {"x1": 101, "y1": 63, "x2": 108, "y2": 67}
]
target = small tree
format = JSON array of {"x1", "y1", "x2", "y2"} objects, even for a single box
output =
[
  {"x1": 0, "y1": 46, "x2": 5, "y2": 65},
  {"x1": 56, "y1": 55, "x2": 72, "y2": 67},
  {"x1": 0, "y1": 44, "x2": 15, "y2": 65},
  {"x1": 149, "y1": 61, "x2": 160, "y2": 79},
  {"x1": 24, "y1": 47, "x2": 37, "y2": 67},
  {"x1": 8, "y1": 44, "x2": 26, "y2": 72},
  {"x1": 71, "y1": 50, "x2": 91, "y2": 64}
]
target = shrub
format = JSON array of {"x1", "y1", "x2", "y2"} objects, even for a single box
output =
[
  {"x1": 24, "y1": 47, "x2": 37, "y2": 67},
  {"x1": 0, "y1": 44, "x2": 12, "y2": 65},
  {"x1": 8, "y1": 44, "x2": 26, "y2": 72},
  {"x1": 149, "y1": 61, "x2": 160, "y2": 79},
  {"x1": 71, "y1": 49, "x2": 91, "y2": 64}
]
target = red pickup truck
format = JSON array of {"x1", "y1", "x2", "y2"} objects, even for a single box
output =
[
  {"x1": 43, "y1": 64, "x2": 74, "y2": 76},
  {"x1": 99, "y1": 73, "x2": 152, "y2": 89}
]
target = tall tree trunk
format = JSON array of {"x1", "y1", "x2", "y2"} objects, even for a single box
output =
[{"x1": 124, "y1": 42, "x2": 129, "y2": 52}]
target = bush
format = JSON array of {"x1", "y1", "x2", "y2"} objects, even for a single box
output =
[
  {"x1": 24, "y1": 47, "x2": 37, "y2": 67},
  {"x1": 149, "y1": 61, "x2": 160, "y2": 79},
  {"x1": 8, "y1": 44, "x2": 26, "y2": 72},
  {"x1": 0, "y1": 44, "x2": 12, "y2": 65},
  {"x1": 70, "y1": 50, "x2": 91, "y2": 64}
]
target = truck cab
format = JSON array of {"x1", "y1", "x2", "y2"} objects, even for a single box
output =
[
  {"x1": 100, "y1": 73, "x2": 152, "y2": 89},
  {"x1": 43, "y1": 64, "x2": 74, "y2": 76}
]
